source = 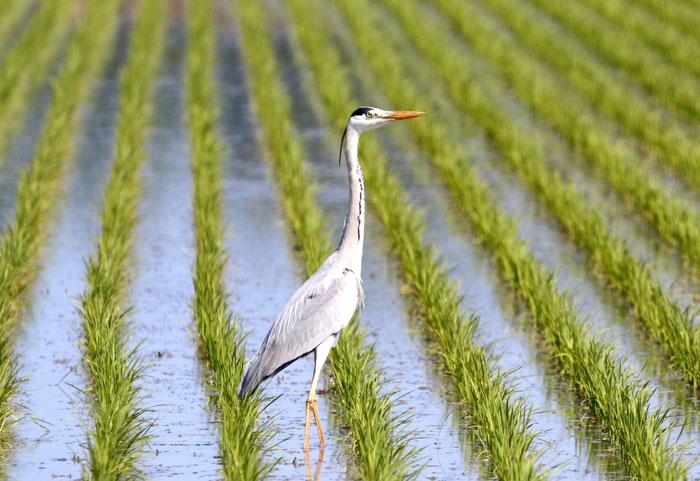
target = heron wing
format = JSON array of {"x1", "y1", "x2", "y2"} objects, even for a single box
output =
[{"x1": 254, "y1": 264, "x2": 361, "y2": 379}]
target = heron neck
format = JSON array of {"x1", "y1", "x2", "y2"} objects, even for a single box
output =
[{"x1": 337, "y1": 125, "x2": 364, "y2": 274}]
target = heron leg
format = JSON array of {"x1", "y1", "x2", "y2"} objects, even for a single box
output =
[
  {"x1": 304, "y1": 401, "x2": 313, "y2": 451},
  {"x1": 303, "y1": 335, "x2": 335, "y2": 450}
]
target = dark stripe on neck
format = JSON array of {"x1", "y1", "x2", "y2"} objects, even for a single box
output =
[{"x1": 357, "y1": 165, "x2": 364, "y2": 241}]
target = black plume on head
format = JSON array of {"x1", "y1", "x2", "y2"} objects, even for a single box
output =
[
  {"x1": 340, "y1": 107, "x2": 373, "y2": 166},
  {"x1": 350, "y1": 106, "x2": 373, "y2": 117},
  {"x1": 338, "y1": 126, "x2": 347, "y2": 167}
]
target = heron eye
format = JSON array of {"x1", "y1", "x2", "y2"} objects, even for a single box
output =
[{"x1": 366, "y1": 112, "x2": 372, "y2": 118}]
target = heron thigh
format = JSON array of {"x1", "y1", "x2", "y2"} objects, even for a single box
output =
[{"x1": 313, "y1": 334, "x2": 337, "y2": 380}]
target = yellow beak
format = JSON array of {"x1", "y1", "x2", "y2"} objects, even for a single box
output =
[{"x1": 384, "y1": 110, "x2": 426, "y2": 120}]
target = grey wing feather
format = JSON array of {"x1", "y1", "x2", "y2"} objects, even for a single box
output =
[{"x1": 238, "y1": 260, "x2": 361, "y2": 397}]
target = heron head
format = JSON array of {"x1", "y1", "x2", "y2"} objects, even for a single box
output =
[
  {"x1": 347, "y1": 106, "x2": 425, "y2": 133},
  {"x1": 338, "y1": 106, "x2": 425, "y2": 165}
]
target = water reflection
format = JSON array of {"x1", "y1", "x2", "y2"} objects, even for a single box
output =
[{"x1": 304, "y1": 447, "x2": 325, "y2": 481}]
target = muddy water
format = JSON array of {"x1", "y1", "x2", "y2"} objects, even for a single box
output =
[
  {"x1": 132, "y1": 19, "x2": 221, "y2": 479},
  {"x1": 6, "y1": 20, "x2": 129, "y2": 479}
]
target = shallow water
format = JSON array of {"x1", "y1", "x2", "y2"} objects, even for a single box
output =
[{"x1": 132, "y1": 18, "x2": 221, "y2": 479}]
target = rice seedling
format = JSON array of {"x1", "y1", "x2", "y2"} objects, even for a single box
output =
[
  {"x1": 333, "y1": 0, "x2": 689, "y2": 477},
  {"x1": 230, "y1": 0, "x2": 421, "y2": 478},
  {"x1": 577, "y1": 0, "x2": 700, "y2": 79},
  {"x1": 284, "y1": 1, "x2": 549, "y2": 479},
  {"x1": 78, "y1": 0, "x2": 166, "y2": 478},
  {"x1": 0, "y1": 0, "x2": 119, "y2": 457},
  {"x1": 431, "y1": 0, "x2": 700, "y2": 279},
  {"x1": 0, "y1": 0, "x2": 32, "y2": 54},
  {"x1": 526, "y1": 0, "x2": 700, "y2": 124},
  {"x1": 424, "y1": 0, "x2": 700, "y2": 389},
  {"x1": 0, "y1": 0, "x2": 76, "y2": 156},
  {"x1": 631, "y1": 0, "x2": 700, "y2": 43},
  {"x1": 185, "y1": 0, "x2": 275, "y2": 478},
  {"x1": 471, "y1": 0, "x2": 700, "y2": 198}
]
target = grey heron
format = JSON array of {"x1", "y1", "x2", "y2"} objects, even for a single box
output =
[{"x1": 237, "y1": 106, "x2": 425, "y2": 450}]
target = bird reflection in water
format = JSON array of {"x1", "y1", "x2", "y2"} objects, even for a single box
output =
[{"x1": 304, "y1": 446, "x2": 325, "y2": 481}]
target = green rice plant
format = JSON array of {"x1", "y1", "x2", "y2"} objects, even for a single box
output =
[
  {"x1": 0, "y1": 0, "x2": 76, "y2": 155},
  {"x1": 433, "y1": 0, "x2": 700, "y2": 386},
  {"x1": 285, "y1": 0, "x2": 549, "y2": 479},
  {"x1": 577, "y1": 0, "x2": 700, "y2": 79},
  {"x1": 472, "y1": 0, "x2": 700, "y2": 199},
  {"x1": 631, "y1": 0, "x2": 700, "y2": 43},
  {"x1": 526, "y1": 0, "x2": 700, "y2": 124},
  {"x1": 0, "y1": 0, "x2": 32, "y2": 54},
  {"x1": 431, "y1": 0, "x2": 700, "y2": 278},
  {"x1": 334, "y1": 0, "x2": 689, "y2": 477},
  {"x1": 231, "y1": 0, "x2": 421, "y2": 478},
  {"x1": 0, "y1": 0, "x2": 119, "y2": 459},
  {"x1": 425, "y1": 0, "x2": 700, "y2": 389},
  {"x1": 185, "y1": 0, "x2": 276, "y2": 479},
  {"x1": 79, "y1": 0, "x2": 166, "y2": 478},
  {"x1": 418, "y1": 0, "x2": 700, "y2": 392}
]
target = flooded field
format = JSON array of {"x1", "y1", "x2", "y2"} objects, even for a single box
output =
[{"x1": 0, "y1": 0, "x2": 699, "y2": 480}]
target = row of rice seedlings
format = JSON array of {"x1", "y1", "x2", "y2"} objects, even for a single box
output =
[
  {"x1": 471, "y1": 0, "x2": 700, "y2": 199},
  {"x1": 436, "y1": 0, "x2": 700, "y2": 386},
  {"x1": 432, "y1": 0, "x2": 700, "y2": 278},
  {"x1": 0, "y1": 0, "x2": 76, "y2": 156},
  {"x1": 231, "y1": 0, "x2": 421, "y2": 478},
  {"x1": 285, "y1": 1, "x2": 549, "y2": 479},
  {"x1": 78, "y1": 0, "x2": 166, "y2": 478},
  {"x1": 425, "y1": 0, "x2": 700, "y2": 388},
  {"x1": 185, "y1": 0, "x2": 275, "y2": 478},
  {"x1": 0, "y1": 0, "x2": 119, "y2": 456},
  {"x1": 631, "y1": 0, "x2": 700, "y2": 43},
  {"x1": 526, "y1": 0, "x2": 700, "y2": 124},
  {"x1": 335, "y1": 0, "x2": 689, "y2": 477},
  {"x1": 577, "y1": 0, "x2": 700, "y2": 79},
  {"x1": 0, "y1": 0, "x2": 31, "y2": 54}
]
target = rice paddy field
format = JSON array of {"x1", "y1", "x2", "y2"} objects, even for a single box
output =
[{"x1": 1, "y1": 0, "x2": 700, "y2": 479}]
